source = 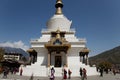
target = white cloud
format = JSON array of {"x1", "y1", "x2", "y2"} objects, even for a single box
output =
[{"x1": 0, "y1": 41, "x2": 29, "y2": 51}]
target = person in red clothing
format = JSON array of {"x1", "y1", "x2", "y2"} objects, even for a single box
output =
[{"x1": 63, "y1": 69, "x2": 67, "y2": 79}]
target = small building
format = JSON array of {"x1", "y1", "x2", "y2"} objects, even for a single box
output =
[
  {"x1": 0, "y1": 47, "x2": 29, "y2": 61},
  {"x1": 0, "y1": 47, "x2": 29, "y2": 72}
]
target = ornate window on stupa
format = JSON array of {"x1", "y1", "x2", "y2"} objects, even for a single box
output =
[{"x1": 53, "y1": 39, "x2": 62, "y2": 45}]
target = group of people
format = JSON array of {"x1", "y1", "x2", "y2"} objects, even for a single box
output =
[
  {"x1": 98, "y1": 67, "x2": 118, "y2": 77},
  {"x1": 62, "y1": 68, "x2": 72, "y2": 79},
  {"x1": 2, "y1": 66, "x2": 19, "y2": 78},
  {"x1": 79, "y1": 68, "x2": 87, "y2": 80},
  {"x1": 49, "y1": 67, "x2": 87, "y2": 80},
  {"x1": 49, "y1": 67, "x2": 72, "y2": 80}
]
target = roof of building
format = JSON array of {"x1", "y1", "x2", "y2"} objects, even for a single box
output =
[
  {"x1": 27, "y1": 48, "x2": 37, "y2": 53},
  {"x1": 80, "y1": 47, "x2": 90, "y2": 53},
  {"x1": 0, "y1": 47, "x2": 29, "y2": 57}
]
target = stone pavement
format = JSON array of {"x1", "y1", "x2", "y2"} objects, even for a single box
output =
[{"x1": 0, "y1": 73, "x2": 120, "y2": 80}]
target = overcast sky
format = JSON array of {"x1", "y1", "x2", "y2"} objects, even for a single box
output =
[{"x1": 0, "y1": 0, "x2": 120, "y2": 56}]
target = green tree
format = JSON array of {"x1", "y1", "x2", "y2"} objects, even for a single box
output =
[
  {"x1": 98, "y1": 61, "x2": 112, "y2": 69},
  {"x1": 0, "y1": 48, "x2": 4, "y2": 62},
  {"x1": 21, "y1": 56, "x2": 27, "y2": 62}
]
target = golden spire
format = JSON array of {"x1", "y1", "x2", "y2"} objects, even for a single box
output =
[
  {"x1": 56, "y1": 29, "x2": 61, "y2": 39},
  {"x1": 55, "y1": 0, "x2": 63, "y2": 15},
  {"x1": 56, "y1": 33, "x2": 60, "y2": 39}
]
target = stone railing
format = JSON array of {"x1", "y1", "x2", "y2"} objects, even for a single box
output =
[{"x1": 41, "y1": 28, "x2": 76, "y2": 33}]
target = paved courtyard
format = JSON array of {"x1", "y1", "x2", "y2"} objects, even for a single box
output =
[{"x1": 0, "y1": 73, "x2": 120, "y2": 80}]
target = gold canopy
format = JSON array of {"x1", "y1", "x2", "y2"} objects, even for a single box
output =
[
  {"x1": 45, "y1": 30, "x2": 71, "y2": 53},
  {"x1": 81, "y1": 47, "x2": 90, "y2": 53}
]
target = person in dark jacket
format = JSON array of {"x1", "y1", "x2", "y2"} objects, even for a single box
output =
[
  {"x1": 63, "y1": 69, "x2": 67, "y2": 79},
  {"x1": 68, "y1": 69, "x2": 72, "y2": 79},
  {"x1": 99, "y1": 68, "x2": 103, "y2": 77},
  {"x1": 79, "y1": 68, "x2": 83, "y2": 78},
  {"x1": 50, "y1": 67, "x2": 55, "y2": 80}
]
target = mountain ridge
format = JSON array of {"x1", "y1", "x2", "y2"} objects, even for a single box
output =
[{"x1": 89, "y1": 46, "x2": 120, "y2": 65}]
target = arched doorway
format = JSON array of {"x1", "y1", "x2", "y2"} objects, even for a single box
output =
[
  {"x1": 45, "y1": 30, "x2": 71, "y2": 67},
  {"x1": 55, "y1": 56, "x2": 61, "y2": 67}
]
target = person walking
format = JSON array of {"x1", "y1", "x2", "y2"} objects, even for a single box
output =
[
  {"x1": 20, "y1": 68, "x2": 23, "y2": 76},
  {"x1": 113, "y1": 68, "x2": 116, "y2": 75},
  {"x1": 82, "y1": 68, "x2": 87, "y2": 80},
  {"x1": 30, "y1": 73, "x2": 34, "y2": 80},
  {"x1": 50, "y1": 67, "x2": 55, "y2": 80},
  {"x1": 68, "y1": 69, "x2": 72, "y2": 79},
  {"x1": 63, "y1": 69, "x2": 67, "y2": 79},
  {"x1": 79, "y1": 68, "x2": 83, "y2": 78},
  {"x1": 99, "y1": 68, "x2": 103, "y2": 77},
  {"x1": 3, "y1": 68, "x2": 7, "y2": 78}
]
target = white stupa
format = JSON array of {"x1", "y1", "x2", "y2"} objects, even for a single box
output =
[{"x1": 20, "y1": 0, "x2": 98, "y2": 77}]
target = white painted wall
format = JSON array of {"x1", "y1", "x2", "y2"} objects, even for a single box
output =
[{"x1": 20, "y1": 30, "x2": 99, "y2": 77}]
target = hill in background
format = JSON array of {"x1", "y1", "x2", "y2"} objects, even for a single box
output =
[{"x1": 89, "y1": 46, "x2": 120, "y2": 66}]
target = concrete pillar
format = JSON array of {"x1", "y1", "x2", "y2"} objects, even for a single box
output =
[
  {"x1": 48, "y1": 53, "x2": 50, "y2": 67},
  {"x1": 86, "y1": 54, "x2": 89, "y2": 65},
  {"x1": 65, "y1": 53, "x2": 68, "y2": 67},
  {"x1": 80, "y1": 56, "x2": 82, "y2": 62},
  {"x1": 83, "y1": 55, "x2": 85, "y2": 64}
]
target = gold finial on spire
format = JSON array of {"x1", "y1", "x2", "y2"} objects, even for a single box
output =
[
  {"x1": 56, "y1": 29, "x2": 61, "y2": 39},
  {"x1": 56, "y1": 33, "x2": 61, "y2": 39},
  {"x1": 56, "y1": 0, "x2": 62, "y2": 4},
  {"x1": 55, "y1": 0, "x2": 63, "y2": 15}
]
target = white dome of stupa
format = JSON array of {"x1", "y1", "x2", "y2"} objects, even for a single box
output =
[
  {"x1": 46, "y1": 14, "x2": 72, "y2": 31},
  {"x1": 46, "y1": 0, "x2": 72, "y2": 31}
]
